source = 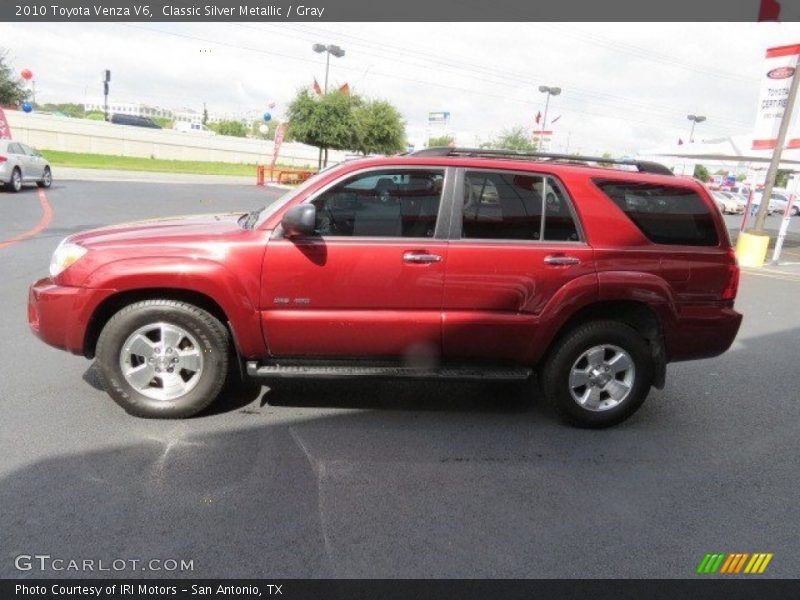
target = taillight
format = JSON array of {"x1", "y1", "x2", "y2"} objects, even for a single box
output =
[
  {"x1": 722, "y1": 247, "x2": 740, "y2": 301},
  {"x1": 0, "y1": 155, "x2": 7, "y2": 163}
]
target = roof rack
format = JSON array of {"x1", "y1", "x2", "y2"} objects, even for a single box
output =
[{"x1": 409, "y1": 147, "x2": 674, "y2": 176}]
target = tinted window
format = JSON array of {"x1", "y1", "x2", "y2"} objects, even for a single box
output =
[
  {"x1": 312, "y1": 169, "x2": 444, "y2": 238},
  {"x1": 462, "y1": 172, "x2": 543, "y2": 240},
  {"x1": 462, "y1": 171, "x2": 580, "y2": 241},
  {"x1": 7, "y1": 143, "x2": 23, "y2": 154},
  {"x1": 595, "y1": 180, "x2": 719, "y2": 246}
]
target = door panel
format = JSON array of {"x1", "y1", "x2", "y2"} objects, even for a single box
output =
[
  {"x1": 442, "y1": 168, "x2": 595, "y2": 362},
  {"x1": 442, "y1": 242, "x2": 594, "y2": 360},
  {"x1": 261, "y1": 238, "x2": 447, "y2": 357}
]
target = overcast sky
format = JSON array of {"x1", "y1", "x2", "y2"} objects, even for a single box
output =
[{"x1": 2, "y1": 21, "x2": 800, "y2": 154}]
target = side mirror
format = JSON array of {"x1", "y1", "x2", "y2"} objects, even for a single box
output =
[{"x1": 281, "y1": 204, "x2": 316, "y2": 238}]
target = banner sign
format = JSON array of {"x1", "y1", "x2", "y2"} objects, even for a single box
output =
[
  {"x1": 0, "y1": 107, "x2": 12, "y2": 139},
  {"x1": 752, "y1": 43, "x2": 800, "y2": 150},
  {"x1": 428, "y1": 111, "x2": 450, "y2": 125},
  {"x1": 270, "y1": 123, "x2": 288, "y2": 170}
]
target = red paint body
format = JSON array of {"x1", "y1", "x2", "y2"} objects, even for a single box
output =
[{"x1": 28, "y1": 156, "x2": 742, "y2": 370}]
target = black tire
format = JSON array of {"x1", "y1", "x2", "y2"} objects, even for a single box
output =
[
  {"x1": 37, "y1": 167, "x2": 52, "y2": 188},
  {"x1": 6, "y1": 168, "x2": 22, "y2": 192},
  {"x1": 95, "y1": 299, "x2": 230, "y2": 418},
  {"x1": 541, "y1": 320, "x2": 653, "y2": 428},
  {"x1": 792, "y1": 206, "x2": 799, "y2": 217}
]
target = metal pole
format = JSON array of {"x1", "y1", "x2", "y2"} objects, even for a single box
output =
[
  {"x1": 541, "y1": 92, "x2": 550, "y2": 151},
  {"x1": 689, "y1": 120, "x2": 695, "y2": 143},
  {"x1": 752, "y1": 52, "x2": 800, "y2": 233},
  {"x1": 324, "y1": 50, "x2": 330, "y2": 93}
]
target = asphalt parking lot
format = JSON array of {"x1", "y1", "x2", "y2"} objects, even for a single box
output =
[{"x1": 1, "y1": 178, "x2": 799, "y2": 579}]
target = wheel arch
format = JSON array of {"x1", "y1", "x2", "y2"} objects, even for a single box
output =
[
  {"x1": 84, "y1": 288, "x2": 232, "y2": 359},
  {"x1": 543, "y1": 299, "x2": 667, "y2": 389}
]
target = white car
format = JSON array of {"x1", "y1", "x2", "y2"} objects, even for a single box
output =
[
  {"x1": 0, "y1": 140, "x2": 52, "y2": 192},
  {"x1": 173, "y1": 122, "x2": 216, "y2": 136},
  {"x1": 712, "y1": 191, "x2": 743, "y2": 214},
  {"x1": 751, "y1": 190, "x2": 796, "y2": 216}
]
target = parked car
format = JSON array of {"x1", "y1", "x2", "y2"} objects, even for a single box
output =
[
  {"x1": 110, "y1": 113, "x2": 162, "y2": 129},
  {"x1": 0, "y1": 140, "x2": 52, "y2": 192},
  {"x1": 28, "y1": 148, "x2": 742, "y2": 428},
  {"x1": 751, "y1": 190, "x2": 790, "y2": 216},
  {"x1": 712, "y1": 191, "x2": 744, "y2": 214},
  {"x1": 173, "y1": 121, "x2": 216, "y2": 136}
]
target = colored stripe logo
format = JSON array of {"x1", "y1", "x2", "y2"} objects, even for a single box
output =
[{"x1": 696, "y1": 553, "x2": 773, "y2": 574}]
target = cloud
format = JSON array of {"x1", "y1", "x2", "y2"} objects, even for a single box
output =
[{"x1": 2, "y1": 21, "x2": 800, "y2": 154}]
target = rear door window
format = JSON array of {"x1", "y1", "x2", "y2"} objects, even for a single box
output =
[
  {"x1": 594, "y1": 180, "x2": 719, "y2": 246},
  {"x1": 461, "y1": 171, "x2": 580, "y2": 242}
]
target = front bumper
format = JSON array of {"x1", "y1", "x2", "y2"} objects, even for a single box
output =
[{"x1": 28, "y1": 278, "x2": 115, "y2": 356}]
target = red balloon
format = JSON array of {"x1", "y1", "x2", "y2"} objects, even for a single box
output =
[{"x1": 21, "y1": 69, "x2": 33, "y2": 80}]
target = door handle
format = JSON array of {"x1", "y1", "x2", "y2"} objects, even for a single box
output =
[
  {"x1": 403, "y1": 251, "x2": 442, "y2": 264},
  {"x1": 544, "y1": 254, "x2": 581, "y2": 266}
]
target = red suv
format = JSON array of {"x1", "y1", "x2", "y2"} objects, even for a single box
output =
[{"x1": 28, "y1": 149, "x2": 742, "y2": 427}]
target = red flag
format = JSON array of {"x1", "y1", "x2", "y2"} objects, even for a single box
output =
[
  {"x1": 678, "y1": 138, "x2": 684, "y2": 145},
  {"x1": 535, "y1": 111, "x2": 542, "y2": 124},
  {"x1": 339, "y1": 83, "x2": 350, "y2": 95},
  {"x1": 0, "y1": 107, "x2": 12, "y2": 140},
  {"x1": 312, "y1": 78, "x2": 322, "y2": 95},
  {"x1": 551, "y1": 115, "x2": 561, "y2": 124}
]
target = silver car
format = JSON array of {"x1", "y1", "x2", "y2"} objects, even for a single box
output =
[{"x1": 0, "y1": 140, "x2": 52, "y2": 192}]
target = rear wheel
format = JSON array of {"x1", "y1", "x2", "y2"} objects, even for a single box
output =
[
  {"x1": 95, "y1": 300, "x2": 230, "y2": 418},
  {"x1": 792, "y1": 205, "x2": 799, "y2": 217},
  {"x1": 6, "y1": 168, "x2": 22, "y2": 192},
  {"x1": 541, "y1": 320, "x2": 653, "y2": 428},
  {"x1": 37, "y1": 167, "x2": 52, "y2": 188}
]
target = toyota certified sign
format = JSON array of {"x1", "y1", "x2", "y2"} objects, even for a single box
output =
[{"x1": 752, "y1": 44, "x2": 800, "y2": 150}]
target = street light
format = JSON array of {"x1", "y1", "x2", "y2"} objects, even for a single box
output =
[
  {"x1": 312, "y1": 43, "x2": 345, "y2": 169},
  {"x1": 687, "y1": 114, "x2": 706, "y2": 143},
  {"x1": 538, "y1": 85, "x2": 561, "y2": 151},
  {"x1": 312, "y1": 43, "x2": 345, "y2": 93}
]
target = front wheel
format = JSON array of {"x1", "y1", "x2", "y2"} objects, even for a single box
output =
[
  {"x1": 37, "y1": 167, "x2": 52, "y2": 188},
  {"x1": 792, "y1": 206, "x2": 800, "y2": 217},
  {"x1": 95, "y1": 300, "x2": 230, "y2": 418},
  {"x1": 6, "y1": 168, "x2": 22, "y2": 192},
  {"x1": 541, "y1": 320, "x2": 654, "y2": 428}
]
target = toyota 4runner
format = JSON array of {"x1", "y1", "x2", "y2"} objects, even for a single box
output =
[{"x1": 28, "y1": 148, "x2": 742, "y2": 427}]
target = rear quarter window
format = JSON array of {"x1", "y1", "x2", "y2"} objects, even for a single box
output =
[{"x1": 594, "y1": 180, "x2": 719, "y2": 246}]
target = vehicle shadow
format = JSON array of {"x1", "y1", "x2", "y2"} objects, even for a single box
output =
[{"x1": 36, "y1": 327, "x2": 796, "y2": 578}]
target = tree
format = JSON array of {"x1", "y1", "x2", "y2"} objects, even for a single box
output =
[
  {"x1": 599, "y1": 152, "x2": 614, "y2": 167},
  {"x1": 482, "y1": 126, "x2": 538, "y2": 152},
  {"x1": 208, "y1": 120, "x2": 247, "y2": 137},
  {"x1": 352, "y1": 99, "x2": 405, "y2": 156},
  {"x1": 0, "y1": 48, "x2": 29, "y2": 106},
  {"x1": 428, "y1": 134, "x2": 454, "y2": 147},
  {"x1": 776, "y1": 169, "x2": 791, "y2": 188},
  {"x1": 286, "y1": 88, "x2": 359, "y2": 168},
  {"x1": 202, "y1": 103, "x2": 208, "y2": 126},
  {"x1": 693, "y1": 164, "x2": 710, "y2": 182}
]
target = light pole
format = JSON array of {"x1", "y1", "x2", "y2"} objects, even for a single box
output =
[
  {"x1": 538, "y1": 85, "x2": 561, "y2": 151},
  {"x1": 687, "y1": 114, "x2": 706, "y2": 143},
  {"x1": 312, "y1": 43, "x2": 345, "y2": 168}
]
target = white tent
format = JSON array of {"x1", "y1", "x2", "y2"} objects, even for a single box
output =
[{"x1": 639, "y1": 135, "x2": 800, "y2": 177}]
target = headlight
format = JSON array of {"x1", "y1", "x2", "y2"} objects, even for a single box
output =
[{"x1": 49, "y1": 239, "x2": 87, "y2": 277}]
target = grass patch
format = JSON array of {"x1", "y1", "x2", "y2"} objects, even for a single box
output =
[{"x1": 41, "y1": 150, "x2": 312, "y2": 177}]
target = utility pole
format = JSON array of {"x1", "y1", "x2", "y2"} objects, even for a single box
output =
[
  {"x1": 752, "y1": 52, "x2": 800, "y2": 233},
  {"x1": 538, "y1": 86, "x2": 561, "y2": 152},
  {"x1": 102, "y1": 69, "x2": 111, "y2": 122}
]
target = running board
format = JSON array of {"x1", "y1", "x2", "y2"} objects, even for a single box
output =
[{"x1": 246, "y1": 361, "x2": 531, "y2": 381}]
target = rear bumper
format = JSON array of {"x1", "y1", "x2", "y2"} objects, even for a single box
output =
[
  {"x1": 665, "y1": 304, "x2": 743, "y2": 362},
  {"x1": 28, "y1": 278, "x2": 114, "y2": 356}
]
